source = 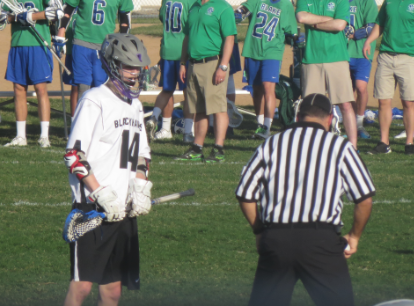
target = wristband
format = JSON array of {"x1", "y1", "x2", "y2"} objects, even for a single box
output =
[{"x1": 180, "y1": 61, "x2": 186, "y2": 66}]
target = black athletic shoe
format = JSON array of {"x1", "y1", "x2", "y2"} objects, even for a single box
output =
[
  {"x1": 405, "y1": 144, "x2": 414, "y2": 155},
  {"x1": 367, "y1": 142, "x2": 392, "y2": 155},
  {"x1": 174, "y1": 147, "x2": 204, "y2": 161},
  {"x1": 204, "y1": 147, "x2": 225, "y2": 163}
]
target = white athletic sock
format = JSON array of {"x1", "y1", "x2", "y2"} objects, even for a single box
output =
[
  {"x1": 152, "y1": 107, "x2": 162, "y2": 120},
  {"x1": 264, "y1": 117, "x2": 273, "y2": 130},
  {"x1": 40, "y1": 121, "x2": 49, "y2": 138},
  {"x1": 16, "y1": 121, "x2": 26, "y2": 139},
  {"x1": 162, "y1": 117, "x2": 172, "y2": 131},
  {"x1": 184, "y1": 118, "x2": 193, "y2": 135},
  {"x1": 356, "y1": 115, "x2": 364, "y2": 129},
  {"x1": 257, "y1": 114, "x2": 264, "y2": 125}
]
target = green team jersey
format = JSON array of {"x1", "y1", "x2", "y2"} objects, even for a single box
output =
[
  {"x1": 65, "y1": 7, "x2": 78, "y2": 55},
  {"x1": 159, "y1": 0, "x2": 197, "y2": 60},
  {"x1": 347, "y1": 0, "x2": 377, "y2": 60},
  {"x1": 296, "y1": 0, "x2": 350, "y2": 64},
  {"x1": 183, "y1": 0, "x2": 237, "y2": 60},
  {"x1": 65, "y1": 0, "x2": 134, "y2": 44},
  {"x1": 376, "y1": 0, "x2": 414, "y2": 56},
  {"x1": 4, "y1": 0, "x2": 51, "y2": 47},
  {"x1": 241, "y1": 0, "x2": 297, "y2": 60}
]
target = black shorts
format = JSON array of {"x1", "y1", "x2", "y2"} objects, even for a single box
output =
[{"x1": 69, "y1": 203, "x2": 140, "y2": 290}]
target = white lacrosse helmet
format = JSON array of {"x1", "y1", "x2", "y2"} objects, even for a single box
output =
[{"x1": 173, "y1": 118, "x2": 185, "y2": 134}]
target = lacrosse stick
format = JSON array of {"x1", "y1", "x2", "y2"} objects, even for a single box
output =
[
  {"x1": 63, "y1": 188, "x2": 196, "y2": 243},
  {"x1": 2, "y1": 0, "x2": 71, "y2": 75},
  {"x1": 235, "y1": 106, "x2": 256, "y2": 117},
  {"x1": 227, "y1": 99, "x2": 243, "y2": 128}
]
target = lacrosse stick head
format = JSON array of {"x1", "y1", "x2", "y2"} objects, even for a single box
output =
[
  {"x1": 63, "y1": 209, "x2": 106, "y2": 243},
  {"x1": 1, "y1": 0, "x2": 25, "y2": 13},
  {"x1": 227, "y1": 99, "x2": 243, "y2": 128},
  {"x1": 100, "y1": 33, "x2": 150, "y2": 99}
]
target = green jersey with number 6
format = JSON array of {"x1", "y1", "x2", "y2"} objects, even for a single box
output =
[
  {"x1": 241, "y1": 0, "x2": 297, "y2": 60},
  {"x1": 159, "y1": 0, "x2": 197, "y2": 60},
  {"x1": 4, "y1": 0, "x2": 51, "y2": 47},
  {"x1": 347, "y1": 0, "x2": 377, "y2": 61},
  {"x1": 65, "y1": 0, "x2": 134, "y2": 44}
]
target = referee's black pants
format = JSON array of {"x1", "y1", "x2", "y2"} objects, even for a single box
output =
[{"x1": 248, "y1": 226, "x2": 354, "y2": 306}]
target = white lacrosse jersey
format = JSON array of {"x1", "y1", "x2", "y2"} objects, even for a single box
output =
[{"x1": 66, "y1": 84, "x2": 151, "y2": 205}]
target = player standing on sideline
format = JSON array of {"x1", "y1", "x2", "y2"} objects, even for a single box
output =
[
  {"x1": 56, "y1": 0, "x2": 134, "y2": 100},
  {"x1": 175, "y1": 0, "x2": 237, "y2": 163},
  {"x1": 1, "y1": 1, "x2": 63, "y2": 147},
  {"x1": 296, "y1": 0, "x2": 359, "y2": 149},
  {"x1": 236, "y1": 94, "x2": 375, "y2": 306},
  {"x1": 236, "y1": 0, "x2": 297, "y2": 139},
  {"x1": 364, "y1": 0, "x2": 414, "y2": 155},
  {"x1": 56, "y1": 6, "x2": 78, "y2": 120},
  {"x1": 63, "y1": 34, "x2": 152, "y2": 306},
  {"x1": 146, "y1": 0, "x2": 197, "y2": 143},
  {"x1": 345, "y1": 0, "x2": 377, "y2": 139}
]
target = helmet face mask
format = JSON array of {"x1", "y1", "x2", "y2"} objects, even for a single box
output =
[{"x1": 100, "y1": 34, "x2": 151, "y2": 100}]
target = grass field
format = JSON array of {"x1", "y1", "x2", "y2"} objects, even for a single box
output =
[{"x1": 0, "y1": 96, "x2": 413, "y2": 306}]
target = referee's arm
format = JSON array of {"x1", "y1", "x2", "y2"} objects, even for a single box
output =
[
  {"x1": 343, "y1": 197, "x2": 372, "y2": 258},
  {"x1": 239, "y1": 200, "x2": 264, "y2": 235}
]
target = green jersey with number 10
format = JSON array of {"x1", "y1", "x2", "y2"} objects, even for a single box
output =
[
  {"x1": 347, "y1": 0, "x2": 377, "y2": 61},
  {"x1": 241, "y1": 0, "x2": 297, "y2": 60},
  {"x1": 65, "y1": 0, "x2": 134, "y2": 45},
  {"x1": 159, "y1": 0, "x2": 197, "y2": 60}
]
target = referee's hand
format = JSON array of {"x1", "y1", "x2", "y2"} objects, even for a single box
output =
[{"x1": 343, "y1": 234, "x2": 358, "y2": 259}]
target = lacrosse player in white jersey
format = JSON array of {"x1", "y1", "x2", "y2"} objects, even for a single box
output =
[{"x1": 63, "y1": 33, "x2": 152, "y2": 306}]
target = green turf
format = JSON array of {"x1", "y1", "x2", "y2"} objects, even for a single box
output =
[{"x1": 0, "y1": 97, "x2": 413, "y2": 305}]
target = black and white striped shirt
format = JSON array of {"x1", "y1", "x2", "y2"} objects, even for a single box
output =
[{"x1": 235, "y1": 122, "x2": 376, "y2": 225}]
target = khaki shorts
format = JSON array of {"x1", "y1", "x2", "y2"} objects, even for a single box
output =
[
  {"x1": 374, "y1": 52, "x2": 414, "y2": 101},
  {"x1": 301, "y1": 61, "x2": 355, "y2": 104},
  {"x1": 186, "y1": 59, "x2": 228, "y2": 115}
]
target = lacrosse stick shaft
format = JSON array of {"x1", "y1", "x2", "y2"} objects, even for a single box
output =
[
  {"x1": 144, "y1": 102, "x2": 182, "y2": 118},
  {"x1": 235, "y1": 106, "x2": 256, "y2": 117},
  {"x1": 151, "y1": 188, "x2": 195, "y2": 205},
  {"x1": 30, "y1": 25, "x2": 71, "y2": 75},
  {"x1": 59, "y1": 64, "x2": 69, "y2": 139}
]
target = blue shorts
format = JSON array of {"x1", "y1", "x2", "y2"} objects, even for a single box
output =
[
  {"x1": 63, "y1": 54, "x2": 76, "y2": 86},
  {"x1": 5, "y1": 46, "x2": 53, "y2": 85},
  {"x1": 244, "y1": 58, "x2": 281, "y2": 86},
  {"x1": 229, "y1": 43, "x2": 242, "y2": 76},
  {"x1": 72, "y1": 44, "x2": 108, "y2": 87},
  {"x1": 349, "y1": 57, "x2": 372, "y2": 83},
  {"x1": 159, "y1": 59, "x2": 186, "y2": 91}
]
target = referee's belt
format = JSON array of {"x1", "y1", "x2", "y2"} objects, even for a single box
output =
[
  {"x1": 189, "y1": 55, "x2": 220, "y2": 64},
  {"x1": 264, "y1": 222, "x2": 339, "y2": 231}
]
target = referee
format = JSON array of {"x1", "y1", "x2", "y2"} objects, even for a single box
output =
[{"x1": 236, "y1": 94, "x2": 375, "y2": 306}]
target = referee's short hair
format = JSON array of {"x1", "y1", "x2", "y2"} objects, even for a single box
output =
[{"x1": 298, "y1": 94, "x2": 333, "y2": 119}]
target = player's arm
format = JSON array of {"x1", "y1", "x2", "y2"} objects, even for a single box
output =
[
  {"x1": 57, "y1": 4, "x2": 76, "y2": 37},
  {"x1": 118, "y1": 11, "x2": 131, "y2": 33},
  {"x1": 363, "y1": 24, "x2": 383, "y2": 59},
  {"x1": 343, "y1": 197, "x2": 372, "y2": 258},
  {"x1": 296, "y1": 12, "x2": 333, "y2": 25},
  {"x1": 215, "y1": 34, "x2": 234, "y2": 85},
  {"x1": 312, "y1": 19, "x2": 347, "y2": 32},
  {"x1": 179, "y1": 35, "x2": 189, "y2": 84}
]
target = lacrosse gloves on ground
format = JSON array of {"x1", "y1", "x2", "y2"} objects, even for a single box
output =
[
  {"x1": 88, "y1": 186, "x2": 125, "y2": 222},
  {"x1": 126, "y1": 178, "x2": 153, "y2": 217}
]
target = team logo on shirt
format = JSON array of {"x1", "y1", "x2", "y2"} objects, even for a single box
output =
[
  {"x1": 327, "y1": 2, "x2": 335, "y2": 11},
  {"x1": 206, "y1": 7, "x2": 214, "y2": 15},
  {"x1": 408, "y1": 4, "x2": 414, "y2": 12}
]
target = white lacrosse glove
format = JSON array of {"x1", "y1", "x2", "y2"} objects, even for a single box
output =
[
  {"x1": 52, "y1": 35, "x2": 67, "y2": 58},
  {"x1": 88, "y1": 186, "x2": 126, "y2": 222},
  {"x1": 126, "y1": 178, "x2": 153, "y2": 218},
  {"x1": 45, "y1": 6, "x2": 64, "y2": 21},
  {"x1": 16, "y1": 8, "x2": 38, "y2": 27},
  {"x1": 0, "y1": 10, "x2": 8, "y2": 31}
]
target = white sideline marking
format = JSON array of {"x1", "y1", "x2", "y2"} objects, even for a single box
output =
[{"x1": 0, "y1": 199, "x2": 412, "y2": 207}]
